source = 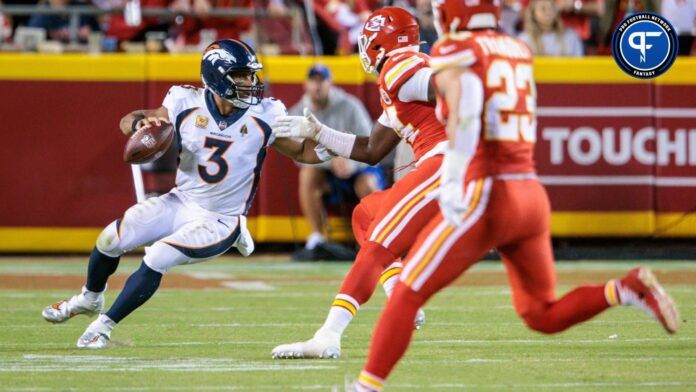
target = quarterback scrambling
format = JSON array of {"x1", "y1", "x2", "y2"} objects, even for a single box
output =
[
  {"x1": 271, "y1": 7, "x2": 448, "y2": 360},
  {"x1": 42, "y1": 39, "x2": 329, "y2": 348},
  {"x1": 353, "y1": 1, "x2": 681, "y2": 390}
]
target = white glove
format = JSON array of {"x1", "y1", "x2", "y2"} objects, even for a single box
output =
[
  {"x1": 432, "y1": 149, "x2": 470, "y2": 227},
  {"x1": 272, "y1": 107, "x2": 322, "y2": 139}
]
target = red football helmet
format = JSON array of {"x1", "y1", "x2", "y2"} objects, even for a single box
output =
[
  {"x1": 358, "y1": 7, "x2": 420, "y2": 75},
  {"x1": 432, "y1": 0, "x2": 502, "y2": 35}
]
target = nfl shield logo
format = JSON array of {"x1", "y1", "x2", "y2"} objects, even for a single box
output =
[{"x1": 218, "y1": 120, "x2": 227, "y2": 130}]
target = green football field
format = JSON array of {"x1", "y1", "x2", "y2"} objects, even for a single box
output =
[{"x1": 1, "y1": 256, "x2": 695, "y2": 391}]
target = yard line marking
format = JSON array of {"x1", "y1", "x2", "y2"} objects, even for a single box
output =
[
  {"x1": 185, "y1": 272, "x2": 237, "y2": 279},
  {"x1": 414, "y1": 337, "x2": 693, "y2": 345},
  {"x1": 1, "y1": 355, "x2": 336, "y2": 373},
  {"x1": 220, "y1": 281, "x2": 275, "y2": 291}
]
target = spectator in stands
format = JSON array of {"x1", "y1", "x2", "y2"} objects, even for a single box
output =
[
  {"x1": 519, "y1": 0, "x2": 583, "y2": 56},
  {"x1": 661, "y1": 0, "x2": 695, "y2": 55},
  {"x1": 0, "y1": 2, "x2": 12, "y2": 42},
  {"x1": 520, "y1": 0, "x2": 602, "y2": 52},
  {"x1": 97, "y1": 0, "x2": 170, "y2": 43},
  {"x1": 597, "y1": 0, "x2": 656, "y2": 52},
  {"x1": 274, "y1": 0, "x2": 370, "y2": 54},
  {"x1": 171, "y1": 0, "x2": 253, "y2": 47},
  {"x1": 291, "y1": 64, "x2": 384, "y2": 261},
  {"x1": 414, "y1": 0, "x2": 436, "y2": 53},
  {"x1": 2, "y1": 0, "x2": 39, "y2": 31},
  {"x1": 27, "y1": 0, "x2": 100, "y2": 43}
]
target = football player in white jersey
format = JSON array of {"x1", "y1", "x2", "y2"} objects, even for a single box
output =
[{"x1": 41, "y1": 39, "x2": 331, "y2": 349}]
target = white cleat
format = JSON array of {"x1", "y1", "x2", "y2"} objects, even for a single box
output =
[
  {"x1": 42, "y1": 287, "x2": 105, "y2": 324},
  {"x1": 272, "y1": 337, "x2": 340, "y2": 359},
  {"x1": 414, "y1": 308, "x2": 426, "y2": 330},
  {"x1": 77, "y1": 316, "x2": 115, "y2": 349}
]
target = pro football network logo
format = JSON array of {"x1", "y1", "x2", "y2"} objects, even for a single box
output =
[{"x1": 612, "y1": 12, "x2": 678, "y2": 79}]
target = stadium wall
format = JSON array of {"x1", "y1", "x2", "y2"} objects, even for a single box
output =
[{"x1": 0, "y1": 55, "x2": 694, "y2": 252}]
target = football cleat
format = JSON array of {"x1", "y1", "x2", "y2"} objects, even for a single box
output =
[
  {"x1": 271, "y1": 336, "x2": 340, "y2": 359},
  {"x1": 42, "y1": 287, "x2": 105, "y2": 324},
  {"x1": 618, "y1": 267, "x2": 681, "y2": 334},
  {"x1": 414, "y1": 308, "x2": 426, "y2": 330},
  {"x1": 76, "y1": 316, "x2": 115, "y2": 349}
]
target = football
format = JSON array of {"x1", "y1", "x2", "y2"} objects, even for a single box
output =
[{"x1": 123, "y1": 122, "x2": 174, "y2": 164}]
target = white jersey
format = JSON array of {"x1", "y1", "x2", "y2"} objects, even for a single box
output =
[{"x1": 162, "y1": 85, "x2": 285, "y2": 217}]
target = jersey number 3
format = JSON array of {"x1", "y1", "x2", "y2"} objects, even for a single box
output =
[{"x1": 198, "y1": 137, "x2": 233, "y2": 184}]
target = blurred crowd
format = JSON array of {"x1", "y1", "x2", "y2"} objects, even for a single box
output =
[{"x1": 0, "y1": 0, "x2": 694, "y2": 54}]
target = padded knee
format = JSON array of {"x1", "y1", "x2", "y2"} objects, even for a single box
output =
[
  {"x1": 96, "y1": 221, "x2": 124, "y2": 258},
  {"x1": 123, "y1": 196, "x2": 167, "y2": 226}
]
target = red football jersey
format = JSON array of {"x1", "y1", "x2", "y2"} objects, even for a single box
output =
[
  {"x1": 378, "y1": 52, "x2": 448, "y2": 162},
  {"x1": 430, "y1": 31, "x2": 537, "y2": 179}
]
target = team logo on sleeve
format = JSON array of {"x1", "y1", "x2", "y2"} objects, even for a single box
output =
[
  {"x1": 365, "y1": 15, "x2": 386, "y2": 32},
  {"x1": 195, "y1": 115, "x2": 209, "y2": 128},
  {"x1": 611, "y1": 12, "x2": 678, "y2": 79}
]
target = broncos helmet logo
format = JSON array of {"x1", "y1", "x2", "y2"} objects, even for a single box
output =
[
  {"x1": 364, "y1": 15, "x2": 386, "y2": 32},
  {"x1": 203, "y1": 48, "x2": 237, "y2": 67}
]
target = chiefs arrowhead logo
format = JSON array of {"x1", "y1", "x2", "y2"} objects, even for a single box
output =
[{"x1": 365, "y1": 15, "x2": 386, "y2": 32}]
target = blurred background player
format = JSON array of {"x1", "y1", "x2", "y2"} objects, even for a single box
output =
[
  {"x1": 290, "y1": 63, "x2": 385, "y2": 261},
  {"x1": 41, "y1": 39, "x2": 331, "y2": 349},
  {"x1": 270, "y1": 7, "x2": 448, "y2": 359},
  {"x1": 354, "y1": 1, "x2": 681, "y2": 390}
]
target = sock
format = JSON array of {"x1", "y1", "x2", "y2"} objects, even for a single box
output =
[
  {"x1": 85, "y1": 246, "x2": 120, "y2": 293},
  {"x1": 363, "y1": 283, "x2": 423, "y2": 381},
  {"x1": 306, "y1": 232, "x2": 325, "y2": 250},
  {"x1": 379, "y1": 261, "x2": 403, "y2": 297},
  {"x1": 93, "y1": 314, "x2": 117, "y2": 333},
  {"x1": 356, "y1": 371, "x2": 385, "y2": 392},
  {"x1": 605, "y1": 279, "x2": 620, "y2": 306},
  {"x1": 316, "y1": 294, "x2": 359, "y2": 339},
  {"x1": 105, "y1": 261, "x2": 162, "y2": 324}
]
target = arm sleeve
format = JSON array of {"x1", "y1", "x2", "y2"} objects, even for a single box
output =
[
  {"x1": 452, "y1": 72, "x2": 484, "y2": 156},
  {"x1": 397, "y1": 67, "x2": 433, "y2": 103}
]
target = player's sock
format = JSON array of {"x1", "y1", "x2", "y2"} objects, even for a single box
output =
[
  {"x1": 104, "y1": 261, "x2": 162, "y2": 323},
  {"x1": 315, "y1": 294, "x2": 359, "y2": 339},
  {"x1": 305, "y1": 232, "x2": 325, "y2": 250},
  {"x1": 523, "y1": 285, "x2": 610, "y2": 333},
  {"x1": 604, "y1": 279, "x2": 621, "y2": 306},
  {"x1": 356, "y1": 370, "x2": 385, "y2": 392},
  {"x1": 379, "y1": 261, "x2": 403, "y2": 297},
  {"x1": 85, "y1": 246, "x2": 120, "y2": 293},
  {"x1": 363, "y1": 283, "x2": 423, "y2": 382}
]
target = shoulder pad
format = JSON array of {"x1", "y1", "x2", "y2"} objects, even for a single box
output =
[
  {"x1": 379, "y1": 52, "x2": 429, "y2": 93},
  {"x1": 430, "y1": 33, "x2": 478, "y2": 71},
  {"x1": 251, "y1": 97, "x2": 288, "y2": 123}
]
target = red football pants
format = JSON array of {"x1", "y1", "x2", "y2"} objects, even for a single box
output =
[
  {"x1": 339, "y1": 155, "x2": 443, "y2": 305},
  {"x1": 363, "y1": 177, "x2": 611, "y2": 380}
]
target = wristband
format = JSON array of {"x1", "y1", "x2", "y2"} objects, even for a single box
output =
[{"x1": 315, "y1": 125, "x2": 357, "y2": 158}]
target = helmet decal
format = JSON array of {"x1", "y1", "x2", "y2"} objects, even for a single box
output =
[
  {"x1": 203, "y1": 49, "x2": 237, "y2": 67},
  {"x1": 365, "y1": 15, "x2": 386, "y2": 32}
]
